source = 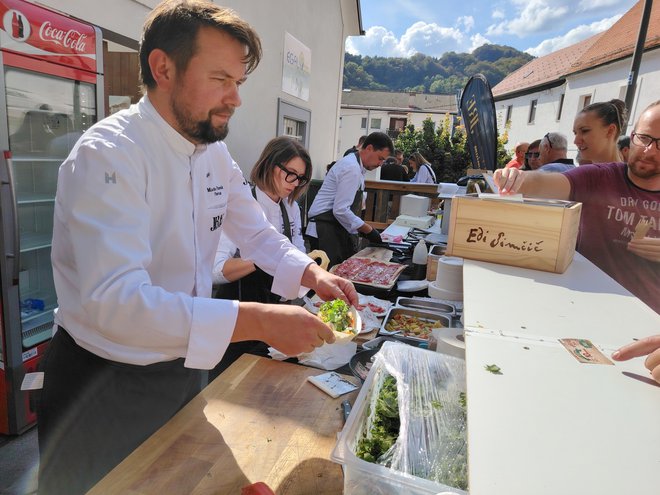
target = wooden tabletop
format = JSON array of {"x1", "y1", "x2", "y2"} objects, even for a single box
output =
[{"x1": 88, "y1": 355, "x2": 360, "y2": 495}]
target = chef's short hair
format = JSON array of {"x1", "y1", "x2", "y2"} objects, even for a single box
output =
[{"x1": 139, "y1": 0, "x2": 262, "y2": 90}]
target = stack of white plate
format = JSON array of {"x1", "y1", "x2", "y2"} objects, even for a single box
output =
[{"x1": 428, "y1": 256, "x2": 463, "y2": 301}]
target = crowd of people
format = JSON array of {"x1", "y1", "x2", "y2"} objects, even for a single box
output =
[{"x1": 29, "y1": 1, "x2": 658, "y2": 493}]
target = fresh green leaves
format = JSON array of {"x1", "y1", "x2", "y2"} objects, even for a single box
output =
[
  {"x1": 318, "y1": 299, "x2": 354, "y2": 334},
  {"x1": 485, "y1": 364, "x2": 502, "y2": 375}
]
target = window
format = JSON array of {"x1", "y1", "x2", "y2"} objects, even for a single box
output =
[
  {"x1": 283, "y1": 117, "x2": 305, "y2": 142},
  {"x1": 556, "y1": 94, "x2": 565, "y2": 121},
  {"x1": 505, "y1": 105, "x2": 512, "y2": 124},
  {"x1": 277, "y1": 99, "x2": 310, "y2": 146},
  {"x1": 361, "y1": 117, "x2": 367, "y2": 129},
  {"x1": 370, "y1": 118, "x2": 381, "y2": 129},
  {"x1": 618, "y1": 85, "x2": 627, "y2": 101},
  {"x1": 528, "y1": 99, "x2": 537, "y2": 124},
  {"x1": 579, "y1": 94, "x2": 592, "y2": 110}
]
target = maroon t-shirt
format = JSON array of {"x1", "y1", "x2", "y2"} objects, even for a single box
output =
[{"x1": 565, "y1": 163, "x2": 659, "y2": 313}]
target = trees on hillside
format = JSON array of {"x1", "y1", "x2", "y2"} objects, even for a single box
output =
[{"x1": 343, "y1": 44, "x2": 533, "y2": 93}]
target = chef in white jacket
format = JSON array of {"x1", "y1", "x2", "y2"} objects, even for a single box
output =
[{"x1": 37, "y1": 3, "x2": 357, "y2": 494}]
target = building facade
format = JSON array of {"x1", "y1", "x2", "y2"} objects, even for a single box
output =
[
  {"x1": 493, "y1": 0, "x2": 660, "y2": 160},
  {"x1": 38, "y1": 0, "x2": 362, "y2": 179}
]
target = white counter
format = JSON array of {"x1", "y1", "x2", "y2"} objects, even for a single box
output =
[{"x1": 463, "y1": 254, "x2": 660, "y2": 495}]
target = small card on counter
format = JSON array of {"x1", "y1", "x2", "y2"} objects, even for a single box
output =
[
  {"x1": 307, "y1": 371, "x2": 359, "y2": 398},
  {"x1": 559, "y1": 338, "x2": 613, "y2": 365}
]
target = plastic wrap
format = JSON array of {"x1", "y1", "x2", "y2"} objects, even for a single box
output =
[{"x1": 333, "y1": 341, "x2": 468, "y2": 495}]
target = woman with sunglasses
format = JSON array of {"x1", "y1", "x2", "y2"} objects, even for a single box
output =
[
  {"x1": 573, "y1": 99, "x2": 628, "y2": 164},
  {"x1": 213, "y1": 136, "x2": 311, "y2": 302},
  {"x1": 523, "y1": 139, "x2": 542, "y2": 170}
]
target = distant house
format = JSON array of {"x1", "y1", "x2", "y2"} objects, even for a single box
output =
[
  {"x1": 338, "y1": 89, "x2": 458, "y2": 163},
  {"x1": 493, "y1": 0, "x2": 660, "y2": 161}
]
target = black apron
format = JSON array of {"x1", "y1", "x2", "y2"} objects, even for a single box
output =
[
  {"x1": 310, "y1": 153, "x2": 364, "y2": 268},
  {"x1": 238, "y1": 186, "x2": 293, "y2": 304}
]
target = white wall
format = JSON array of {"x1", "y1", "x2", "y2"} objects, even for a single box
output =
[
  {"x1": 38, "y1": 0, "x2": 356, "y2": 180},
  {"x1": 495, "y1": 49, "x2": 660, "y2": 161}
]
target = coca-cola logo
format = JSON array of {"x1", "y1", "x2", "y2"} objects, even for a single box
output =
[
  {"x1": 39, "y1": 21, "x2": 87, "y2": 52},
  {"x1": 3, "y1": 9, "x2": 31, "y2": 42}
]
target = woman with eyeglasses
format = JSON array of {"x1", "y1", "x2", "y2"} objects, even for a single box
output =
[
  {"x1": 573, "y1": 99, "x2": 628, "y2": 164},
  {"x1": 213, "y1": 136, "x2": 311, "y2": 302},
  {"x1": 210, "y1": 137, "x2": 312, "y2": 377}
]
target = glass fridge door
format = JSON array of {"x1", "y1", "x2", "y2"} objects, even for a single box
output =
[{"x1": 5, "y1": 67, "x2": 96, "y2": 348}]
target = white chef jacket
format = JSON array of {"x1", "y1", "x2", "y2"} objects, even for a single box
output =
[
  {"x1": 51, "y1": 96, "x2": 313, "y2": 369},
  {"x1": 306, "y1": 152, "x2": 366, "y2": 237},
  {"x1": 213, "y1": 186, "x2": 305, "y2": 284},
  {"x1": 411, "y1": 163, "x2": 436, "y2": 184}
]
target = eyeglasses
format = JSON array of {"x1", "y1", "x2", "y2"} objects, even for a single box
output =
[
  {"x1": 631, "y1": 132, "x2": 660, "y2": 150},
  {"x1": 525, "y1": 152, "x2": 540, "y2": 159},
  {"x1": 544, "y1": 133, "x2": 553, "y2": 148},
  {"x1": 276, "y1": 162, "x2": 309, "y2": 185}
]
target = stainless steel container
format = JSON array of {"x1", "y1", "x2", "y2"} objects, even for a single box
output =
[{"x1": 395, "y1": 296, "x2": 456, "y2": 315}]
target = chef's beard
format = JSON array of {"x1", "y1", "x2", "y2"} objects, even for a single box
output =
[{"x1": 171, "y1": 92, "x2": 232, "y2": 144}]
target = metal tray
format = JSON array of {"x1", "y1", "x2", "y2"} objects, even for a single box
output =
[
  {"x1": 395, "y1": 296, "x2": 456, "y2": 316},
  {"x1": 379, "y1": 307, "x2": 454, "y2": 341}
]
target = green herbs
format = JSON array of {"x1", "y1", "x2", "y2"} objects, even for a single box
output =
[
  {"x1": 485, "y1": 364, "x2": 502, "y2": 375},
  {"x1": 318, "y1": 298, "x2": 355, "y2": 334},
  {"x1": 356, "y1": 375, "x2": 400, "y2": 463}
]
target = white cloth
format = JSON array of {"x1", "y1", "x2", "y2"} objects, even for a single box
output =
[
  {"x1": 411, "y1": 163, "x2": 436, "y2": 184},
  {"x1": 213, "y1": 186, "x2": 305, "y2": 284},
  {"x1": 306, "y1": 152, "x2": 366, "y2": 237},
  {"x1": 51, "y1": 96, "x2": 313, "y2": 369}
]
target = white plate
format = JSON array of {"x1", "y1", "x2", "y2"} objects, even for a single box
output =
[{"x1": 396, "y1": 279, "x2": 429, "y2": 292}]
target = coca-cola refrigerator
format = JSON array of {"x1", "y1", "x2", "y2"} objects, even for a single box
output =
[{"x1": 0, "y1": 0, "x2": 104, "y2": 434}]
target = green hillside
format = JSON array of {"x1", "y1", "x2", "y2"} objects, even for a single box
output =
[{"x1": 343, "y1": 44, "x2": 533, "y2": 93}]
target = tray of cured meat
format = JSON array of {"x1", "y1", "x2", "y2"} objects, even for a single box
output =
[{"x1": 329, "y1": 257, "x2": 406, "y2": 290}]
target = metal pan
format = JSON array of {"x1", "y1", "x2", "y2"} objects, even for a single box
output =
[
  {"x1": 379, "y1": 307, "x2": 454, "y2": 341},
  {"x1": 395, "y1": 297, "x2": 457, "y2": 316}
]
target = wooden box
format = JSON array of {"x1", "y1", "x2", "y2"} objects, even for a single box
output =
[{"x1": 446, "y1": 195, "x2": 582, "y2": 273}]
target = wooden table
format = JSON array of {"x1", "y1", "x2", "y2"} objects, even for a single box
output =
[{"x1": 88, "y1": 355, "x2": 360, "y2": 495}]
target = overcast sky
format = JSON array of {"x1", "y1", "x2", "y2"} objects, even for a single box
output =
[{"x1": 347, "y1": 0, "x2": 638, "y2": 58}]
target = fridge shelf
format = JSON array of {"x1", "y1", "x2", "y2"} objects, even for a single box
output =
[
  {"x1": 20, "y1": 232, "x2": 52, "y2": 252},
  {"x1": 11, "y1": 156, "x2": 67, "y2": 163},
  {"x1": 22, "y1": 311, "x2": 54, "y2": 349},
  {"x1": 17, "y1": 193, "x2": 55, "y2": 204}
]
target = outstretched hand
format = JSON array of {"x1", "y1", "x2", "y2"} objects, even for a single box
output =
[
  {"x1": 612, "y1": 335, "x2": 660, "y2": 383},
  {"x1": 493, "y1": 167, "x2": 525, "y2": 195},
  {"x1": 627, "y1": 236, "x2": 660, "y2": 262}
]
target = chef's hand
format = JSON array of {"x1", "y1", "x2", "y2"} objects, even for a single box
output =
[
  {"x1": 235, "y1": 302, "x2": 336, "y2": 355},
  {"x1": 493, "y1": 167, "x2": 525, "y2": 195},
  {"x1": 301, "y1": 262, "x2": 359, "y2": 307},
  {"x1": 365, "y1": 228, "x2": 383, "y2": 244},
  {"x1": 612, "y1": 335, "x2": 660, "y2": 384},
  {"x1": 627, "y1": 236, "x2": 660, "y2": 262}
]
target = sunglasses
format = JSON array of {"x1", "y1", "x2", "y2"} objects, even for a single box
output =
[
  {"x1": 525, "y1": 152, "x2": 540, "y2": 158},
  {"x1": 544, "y1": 132, "x2": 553, "y2": 149},
  {"x1": 276, "y1": 162, "x2": 309, "y2": 186}
]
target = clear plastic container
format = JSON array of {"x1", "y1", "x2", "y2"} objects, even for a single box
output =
[{"x1": 332, "y1": 342, "x2": 468, "y2": 495}]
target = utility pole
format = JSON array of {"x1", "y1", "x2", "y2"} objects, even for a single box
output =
[{"x1": 624, "y1": 0, "x2": 653, "y2": 130}]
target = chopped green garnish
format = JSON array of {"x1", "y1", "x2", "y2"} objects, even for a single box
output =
[
  {"x1": 485, "y1": 364, "x2": 502, "y2": 375},
  {"x1": 458, "y1": 392, "x2": 467, "y2": 409},
  {"x1": 431, "y1": 400, "x2": 443, "y2": 409},
  {"x1": 318, "y1": 299, "x2": 355, "y2": 334}
]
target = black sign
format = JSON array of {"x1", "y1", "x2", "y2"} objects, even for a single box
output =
[{"x1": 460, "y1": 74, "x2": 498, "y2": 171}]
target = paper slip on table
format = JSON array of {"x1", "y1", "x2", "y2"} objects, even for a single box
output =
[{"x1": 87, "y1": 355, "x2": 360, "y2": 495}]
